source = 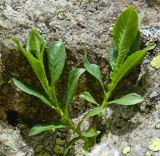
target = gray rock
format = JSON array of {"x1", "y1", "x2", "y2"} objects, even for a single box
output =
[{"x1": 0, "y1": 120, "x2": 33, "y2": 156}]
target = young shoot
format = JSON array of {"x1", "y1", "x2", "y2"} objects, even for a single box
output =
[
  {"x1": 10, "y1": 29, "x2": 101, "y2": 155},
  {"x1": 80, "y1": 5, "x2": 156, "y2": 150}
]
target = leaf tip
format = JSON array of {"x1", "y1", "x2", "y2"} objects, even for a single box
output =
[
  {"x1": 12, "y1": 37, "x2": 20, "y2": 45},
  {"x1": 8, "y1": 78, "x2": 14, "y2": 85},
  {"x1": 146, "y1": 43, "x2": 156, "y2": 51},
  {"x1": 128, "y1": 5, "x2": 135, "y2": 9},
  {"x1": 31, "y1": 27, "x2": 36, "y2": 33}
]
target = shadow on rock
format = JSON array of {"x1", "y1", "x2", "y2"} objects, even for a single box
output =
[
  {"x1": 0, "y1": 43, "x2": 59, "y2": 125},
  {"x1": 107, "y1": 105, "x2": 141, "y2": 136}
]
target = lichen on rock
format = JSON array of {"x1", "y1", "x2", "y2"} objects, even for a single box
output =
[{"x1": 149, "y1": 138, "x2": 160, "y2": 152}]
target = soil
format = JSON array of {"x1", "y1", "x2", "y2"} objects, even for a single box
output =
[{"x1": 0, "y1": 0, "x2": 160, "y2": 156}]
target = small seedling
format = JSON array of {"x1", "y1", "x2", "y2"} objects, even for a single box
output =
[
  {"x1": 10, "y1": 28, "x2": 102, "y2": 155},
  {"x1": 10, "y1": 5, "x2": 155, "y2": 155},
  {"x1": 80, "y1": 5, "x2": 155, "y2": 150}
]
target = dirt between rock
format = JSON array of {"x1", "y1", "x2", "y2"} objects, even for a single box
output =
[{"x1": 0, "y1": 0, "x2": 160, "y2": 156}]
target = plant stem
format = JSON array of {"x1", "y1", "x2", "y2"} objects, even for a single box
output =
[
  {"x1": 102, "y1": 80, "x2": 116, "y2": 107},
  {"x1": 47, "y1": 83, "x2": 90, "y2": 152}
]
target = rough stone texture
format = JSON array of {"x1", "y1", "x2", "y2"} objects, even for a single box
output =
[
  {"x1": 0, "y1": 0, "x2": 160, "y2": 156},
  {"x1": 0, "y1": 120, "x2": 33, "y2": 156}
]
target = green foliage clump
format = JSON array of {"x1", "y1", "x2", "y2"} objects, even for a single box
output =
[{"x1": 10, "y1": 5, "x2": 155, "y2": 155}]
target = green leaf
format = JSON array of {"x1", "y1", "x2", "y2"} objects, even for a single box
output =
[
  {"x1": 108, "y1": 40, "x2": 118, "y2": 70},
  {"x1": 65, "y1": 68, "x2": 85, "y2": 107},
  {"x1": 112, "y1": 6, "x2": 138, "y2": 66},
  {"x1": 79, "y1": 92, "x2": 98, "y2": 106},
  {"x1": 105, "y1": 44, "x2": 156, "y2": 106},
  {"x1": 109, "y1": 31, "x2": 141, "y2": 71},
  {"x1": 83, "y1": 107, "x2": 103, "y2": 120},
  {"x1": 29, "y1": 122, "x2": 66, "y2": 136},
  {"x1": 64, "y1": 137, "x2": 81, "y2": 156},
  {"x1": 9, "y1": 78, "x2": 52, "y2": 107},
  {"x1": 26, "y1": 28, "x2": 46, "y2": 58},
  {"x1": 47, "y1": 41, "x2": 66, "y2": 85},
  {"x1": 82, "y1": 128, "x2": 100, "y2": 138},
  {"x1": 129, "y1": 31, "x2": 141, "y2": 55},
  {"x1": 151, "y1": 55, "x2": 160, "y2": 69},
  {"x1": 145, "y1": 43, "x2": 156, "y2": 51},
  {"x1": 110, "y1": 49, "x2": 148, "y2": 90},
  {"x1": 12, "y1": 38, "x2": 50, "y2": 94},
  {"x1": 109, "y1": 93, "x2": 144, "y2": 105},
  {"x1": 12, "y1": 38, "x2": 29, "y2": 56},
  {"x1": 83, "y1": 55, "x2": 103, "y2": 86},
  {"x1": 77, "y1": 107, "x2": 103, "y2": 129},
  {"x1": 128, "y1": 34, "x2": 156, "y2": 59}
]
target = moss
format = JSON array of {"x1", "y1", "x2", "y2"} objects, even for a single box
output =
[
  {"x1": 54, "y1": 144, "x2": 65, "y2": 155},
  {"x1": 34, "y1": 144, "x2": 52, "y2": 156},
  {"x1": 34, "y1": 144, "x2": 45, "y2": 153},
  {"x1": 36, "y1": 150, "x2": 51, "y2": 156},
  {"x1": 53, "y1": 138, "x2": 65, "y2": 154}
]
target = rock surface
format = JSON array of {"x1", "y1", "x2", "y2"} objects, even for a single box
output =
[
  {"x1": 0, "y1": 120, "x2": 33, "y2": 156},
  {"x1": 0, "y1": 0, "x2": 160, "y2": 156}
]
